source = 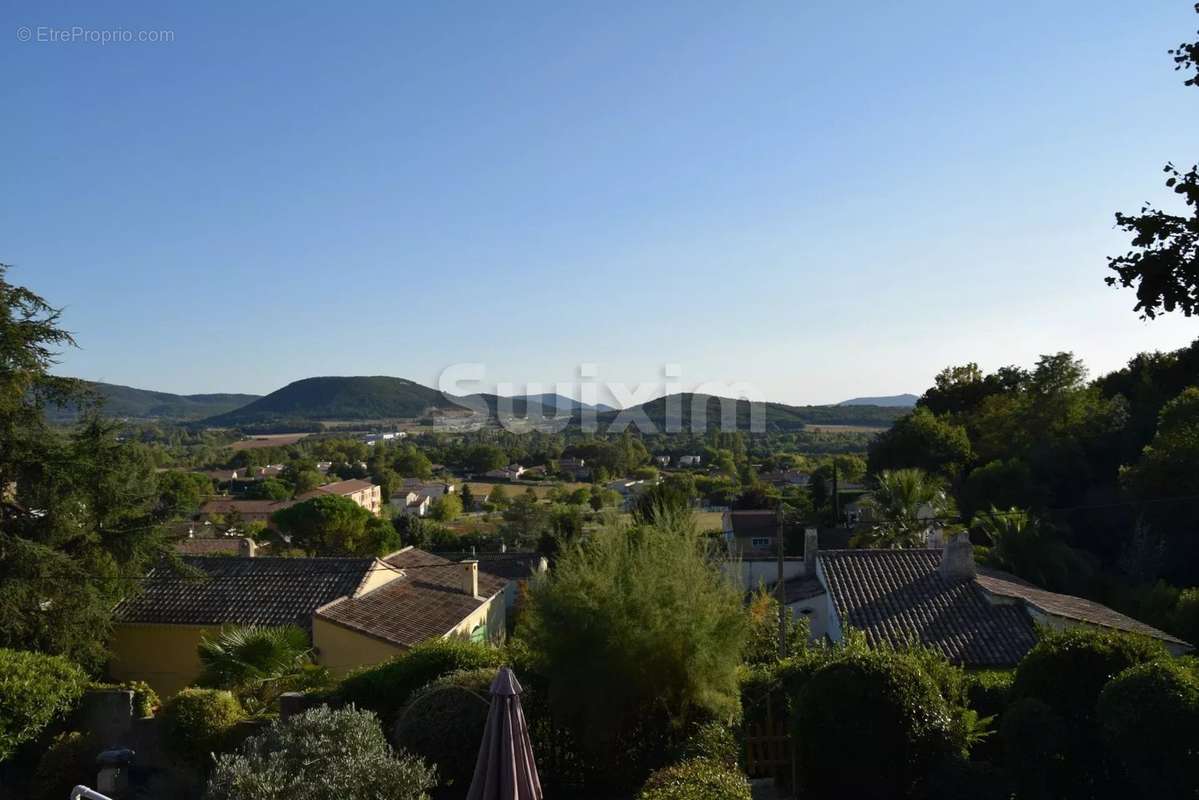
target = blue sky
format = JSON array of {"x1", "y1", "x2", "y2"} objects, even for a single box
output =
[{"x1": 3, "y1": 1, "x2": 1197, "y2": 405}]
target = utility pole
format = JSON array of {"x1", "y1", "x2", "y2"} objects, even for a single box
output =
[{"x1": 776, "y1": 503, "x2": 787, "y2": 658}]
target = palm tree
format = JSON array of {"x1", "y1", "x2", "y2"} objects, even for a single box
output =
[
  {"x1": 852, "y1": 468, "x2": 954, "y2": 549},
  {"x1": 197, "y1": 625, "x2": 324, "y2": 712},
  {"x1": 973, "y1": 507, "x2": 1091, "y2": 591}
]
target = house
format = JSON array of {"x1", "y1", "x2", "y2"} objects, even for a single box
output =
[
  {"x1": 316, "y1": 461, "x2": 333, "y2": 474},
  {"x1": 297, "y1": 478, "x2": 382, "y2": 516},
  {"x1": 391, "y1": 490, "x2": 432, "y2": 517},
  {"x1": 723, "y1": 509, "x2": 779, "y2": 556},
  {"x1": 198, "y1": 498, "x2": 294, "y2": 525},
  {"x1": 254, "y1": 464, "x2": 285, "y2": 478},
  {"x1": 433, "y1": 550, "x2": 548, "y2": 612},
  {"x1": 760, "y1": 469, "x2": 810, "y2": 487},
  {"x1": 558, "y1": 457, "x2": 591, "y2": 480},
  {"x1": 813, "y1": 535, "x2": 1191, "y2": 667},
  {"x1": 108, "y1": 548, "x2": 508, "y2": 697},
  {"x1": 173, "y1": 536, "x2": 258, "y2": 557},
  {"x1": 195, "y1": 468, "x2": 243, "y2": 484},
  {"x1": 606, "y1": 479, "x2": 651, "y2": 510},
  {"x1": 654, "y1": 455, "x2": 671, "y2": 467},
  {"x1": 484, "y1": 464, "x2": 525, "y2": 481},
  {"x1": 678, "y1": 455, "x2": 702, "y2": 467}
]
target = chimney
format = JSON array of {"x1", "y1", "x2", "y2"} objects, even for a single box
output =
[
  {"x1": 238, "y1": 537, "x2": 257, "y2": 558},
  {"x1": 939, "y1": 532, "x2": 976, "y2": 581},
  {"x1": 803, "y1": 527, "x2": 819, "y2": 574},
  {"x1": 462, "y1": 559, "x2": 480, "y2": 598}
]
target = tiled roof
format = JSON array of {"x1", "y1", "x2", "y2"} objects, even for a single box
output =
[
  {"x1": 199, "y1": 498, "x2": 293, "y2": 515},
  {"x1": 434, "y1": 551, "x2": 546, "y2": 581},
  {"x1": 113, "y1": 556, "x2": 378, "y2": 629},
  {"x1": 977, "y1": 570, "x2": 1189, "y2": 646},
  {"x1": 316, "y1": 548, "x2": 507, "y2": 648},
  {"x1": 173, "y1": 537, "x2": 248, "y2": 556},
  {"x1": 775, "y1": 576, "x2": 826, "y2": 605},
  {"x1": 297, "y1": 479, "x2": 378, "y2": 501},
  {"x1": 726, "y1": 510, "x2": 777, "y2": 538},
  {"x1": 818, "y1": 549, "x2": 1038, "y2": 667}
]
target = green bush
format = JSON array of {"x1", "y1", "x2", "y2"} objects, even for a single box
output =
[
  {"x1": 965, "y1": 669, "x2": 1014, "y2": 719},
  {"x1": 161, "y1": 688, "x2": 245, "y2": 767},
  {"x1": 679, "y1": 721, "x2": 739, "y2": 770},
  {"x1": 205, "y1": 705, "x2": 437, "y2": 800},
  {"x1": 636, "y1": 758, "x2": 752, "y2": 800},
  {"x1": 998, "y1": 698, "x2": 1069, "y2": 800},
  {"x1": 1011, "y1": 627, "x2": 1165, "y2": 722},
  {"x1": 337, "y1": 639, "x2": 502, "y2": 728},
  {"x1": 30, "y1": 731, "x2": 98, "y2": 800},
  {"x1": 0, "y1": 648, "x2": 88, "y2": 761},
  {"x1": 392, "y1": 668, "x2": 494, "y2": 791},
  {"x1": 793, "y1": 650, "x2": 956, "y2": 800},
  {"x1": 1097, "y1": 659, "x2": 1199, "y2": 796}
]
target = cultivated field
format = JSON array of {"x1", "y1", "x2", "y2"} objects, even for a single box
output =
[{"x1": 228, "y1": 433, "x2": 311, "y2": 450}]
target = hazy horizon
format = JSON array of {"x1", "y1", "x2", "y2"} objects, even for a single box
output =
[{"x1": 8, "y1": 2, "x2": 1198, "y2": 404}]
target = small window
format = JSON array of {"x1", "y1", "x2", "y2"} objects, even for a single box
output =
[{"x1": 751, "y1": 537, "x2": 770, "y2": 548}]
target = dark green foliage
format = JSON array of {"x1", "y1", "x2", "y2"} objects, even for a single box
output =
[
  {"x1": 30, "y1": 731, "x2": 98, "y2": 800},
  {"x1": 337, "y1": 638, "x2": 503, "y2": 728},
  {"x1": 160, "y1": 688, "x2": 245, "y2": 767},
  {"x1": 518, "y1": 511, "x2": 747, "y2": 785},
  {"x1": 635, "y1": 758, "x2": 752, "y2": 800},
  {"x1": 998, "y1": 698, "x2": 1069, "y2": 800},
  {"x1": 197, "y1": 625, "x2": 328, "y2": 713},
  {"x1": 1011, "y1": 627, "x2": 1166, "y2": 722},
  {"x1": 203, "y1": 376, "x2": 455, "y2": 425},
  {"x1": 271, "y1": 494, "x2": 389, "y2": 556},
  {"x1": 678, "y1": 721, "x2": 739, "y2": 770},
  {"x1": 0, "y1": 649, "x2": 88, "y2": 761},
  {"x1": 742, "y1": 588, "x2": 808, "y2": 665},
  {"x1": 1097, "y1": 660, "x2": 1199, "y2": 796},
  {"x1": 89, "y1": 679, "x2": 160, "y2": 718},
  {"x1": 866, "y1": 407, "x2": 973, "y2": 478},
  {"x1": 392, "y1": 668, "x2": 493, "y2": 791},
  {"x1": 793, "y1": 650, "x2": 957, "y2": 800},
  {"x1": 965, "y1": 669, "x2": 1014, "y2": 719},
  {"x1": 204, "y1": 705, "x2": 437, "y2": 800},
  {"x1": 44, "y1": 381, "x2": 259, "y2": 423},
  {"x1": 1173, "y1": 587, "x2": 1199, "y2": 646}
]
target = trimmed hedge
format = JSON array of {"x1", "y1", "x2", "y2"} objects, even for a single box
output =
[
  {"x1": 337, "y1": 638, "x2": 502, "y2": 727},
  {"x1": 793, "y1": 651, "x2": 956, "y2": 800},
  {"x1": 636, "y1": 758, "x2": 752, "y2": 800},
  {"x1": 161, "y1": 688, "x2": 245, "y2": 767},
  {"x1": 0, "y1": 648, "x2": 88, "y2": 762},
  {"x1": 1097, "y1": 659, "x2": 1199, "y2": 796},
  {"x1": 392, "y1": 668, "x2": 494, "y2": 791},
  {"x1": 205, "y1": 705, "x2": 437, "y2": 800},
  {"x1": 1011, "y1": 627, "x2": 1165, "y2": 722}
]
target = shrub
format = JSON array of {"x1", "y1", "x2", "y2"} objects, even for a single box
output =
[
  {"x1": 30, "y1": 731, "x2": 98, "y2": 800},
  {"x1": 793, "y1": 650, "x2": 956, "y2": 800},
  {"x1": 998, "y1": 698, "x2": 1068, "y2": 800},
  {"x1": 679, "y1": 721, "x2": 739, "y2": 770},
  {"x1": 518, "y1": 511, "x2": 747, "y2": 785},
  {"x1": 1011, "y1": 627, "x2": 1165, "y2": 722},
  {"x1": 204, "y1": 705, "x2": 437, "y2": 800},
  {"x1": 1097, "y1": 659, "x2": 1199, "y2": 796},
  {"x1": 0, "y1": 648, "x2": 88, "y2": 761},
  {"x1": 392, "y1": 668, "x2": 494, "y2": 791},
  {"x1": 161, "y1": 688, "x2": 245, "y2": 767},
  {"x1": 965, "y1": 669, "x2": 1014, "y2": 719},
  {"x1": 636, "y1": 758, "x2": 751, "y2": 800},
  {"x1": 337, "y1": 638, "x2": 502, "y2": 728}
]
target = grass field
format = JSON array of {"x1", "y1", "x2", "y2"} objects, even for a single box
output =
[
  {"x1": 228, "y1": 433, "x2": 311, "y2": 450},
  {"x1": 804, "y1": 423, "x2": 889, "y2": 433}
]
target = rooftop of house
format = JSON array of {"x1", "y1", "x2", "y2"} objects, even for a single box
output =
[
  {"x1": 113, "y1": 556, "x2": 390, "y2": 630},
  {"x1": 199, "y1": 498, "x2": 294, "y2": 515},
  {"x1": 724, "y1": 509, "x2": 778, "y2": 537},
  {"x1": 173, "y1": 536, "x2": 254, "y2": 556},
  {"x1": 818, "y1": 549, "x2": 1188, "y2": 667},
  {"x1": 315, "y1": 548, "x2": 507, "y2": 648},
  {"x1": 299, "y1": 478, "x2": 377, "y2": 498},
  {"x1": 433, "y1": 550, "x2": 546, "y2": 581}
]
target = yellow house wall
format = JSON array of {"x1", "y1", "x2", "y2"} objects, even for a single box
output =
[
  {"x1": 108, "y1": 623, "x2": 218, "y2": 699},
  {"x1": 446, "y1": 594, "x2": 507, "y2": 643},
  {"x1": 312, "y1": 616, "x2": 408, "y2": 677},
  {"x1": 356, "y1": 563, "x2": 402, "y2": 596}
]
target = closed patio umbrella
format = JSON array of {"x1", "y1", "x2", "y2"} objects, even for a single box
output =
[{"x1": 466, "y1": 666, "x2": 543, "y2": 800}]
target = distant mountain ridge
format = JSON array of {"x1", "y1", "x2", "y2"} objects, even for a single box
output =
[
  {"x1": 46, "y1": 381, "x2": 260, "y2": 422},
  {"x1": 838, "y1": 393, "x2": 918, "y2": 408}
]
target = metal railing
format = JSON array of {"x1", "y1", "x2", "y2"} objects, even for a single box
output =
[{"x1": 70, "y1": 787, "x2": 113, "y2": 800}]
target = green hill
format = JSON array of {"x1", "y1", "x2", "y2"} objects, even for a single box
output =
[
  {"x1": 203, "y1": 376, "x2": 456, "y2": 425},
  {"x1": 598, "y1": 393, "x2": 905, "y2": 432},
  {"x1": 46, "y1": 381, "x2": 259, "y2": 422}
]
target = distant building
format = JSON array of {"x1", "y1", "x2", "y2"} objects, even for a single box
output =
[
  {"x1": 297, "y1": 479, "x2": 383, "y2": 516},
  {"x1": 199, "y1": 498, "x2": 293, "y2": 525},
  {"x1": 678, "y1": 455, "x2": 702, "y2": 467},
  {"x1": 484, "y1": 464, "x2": 525, "y2": 481},
  {"x1": 654, "y1": 455, "x2": 671, "y2": 467},
  {"x1": 722, "y1": 509, "x2": 779, "y2": 556},
  {"x1": 760, "y1": 469, "x2": 810, "y2": 487}
]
